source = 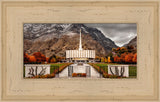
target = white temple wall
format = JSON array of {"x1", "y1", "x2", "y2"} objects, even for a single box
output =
[{"x1": 66, "y1": 50, "x2": 95, "y2": 59}]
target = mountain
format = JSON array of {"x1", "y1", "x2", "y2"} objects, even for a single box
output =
[
  {"x1": 123, "y1": 36, "x2": 137, "y2": 48},
  {"x1": 24, "y1": 24, "x2": 118, "y2": 57}
]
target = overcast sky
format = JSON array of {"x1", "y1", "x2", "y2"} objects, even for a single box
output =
[{"x1": 85, "y1": 23, "x2": 137, "y2": 47}]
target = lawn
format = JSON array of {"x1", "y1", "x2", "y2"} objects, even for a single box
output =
[
  {"x1": 93, "y1": 63, "x2": 137, "y2": 78},
  {"x1": 50, "y1": 63, "x2": 66, "y2": 74}
]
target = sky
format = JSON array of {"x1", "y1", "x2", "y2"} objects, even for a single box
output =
[
  {"x1": 24, "y1": 23, "x2": 137, "y2": 47},
  {"x1": 85, "y1": 23, "x2": 137, "y2": 47}
]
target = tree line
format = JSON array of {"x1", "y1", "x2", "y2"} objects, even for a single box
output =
[
  {"x1": 24, "y1": 46, "x2": 137, "y2": 64},
  {"x1": 95, "y1": 46, "x2": 137, "y2": 64},
  {"x1": 24, "y1": 52, "x2": 65, "y2": 64}
]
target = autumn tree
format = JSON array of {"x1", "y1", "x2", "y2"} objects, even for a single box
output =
[
  {"x1": 101, "y1": 57, "x2": 105, "y2": 62},
  {"x1": 119, "y1": 47, "x2": 127, "y2": 54},
  {"x1": 110, "y1": 56, "x2": 114, "y2": 63},
  {"x1": 29, "y1": 56, "x2": 36, "y2": 63},
  {"x1": 56, "y1": 56, "x2": 63, "y2": 62},
  {"x1": 116, "y1": 47, "x2": 120, "y2": 51},
  {"x1": 111, "y1": 45, "x2": 137, "y2": 64},
  {"x1": 125, "y1": 53, "x2": 134, "y2": 63},
  {"x1": 120, "y1": 53, "x2": 127, "y2": 63},
  {"x1": 33, "y1": 52, "x2": 46, "y2": 63},
  {"x1": 50, "y1": 58, "x2": 56, "y2": 63},
  {"x1": 114, "y1": 56, "x2": 121, "y2": 63},
  {"x1": 24, "y1": 52, "x2": 30, "y2": 63},
  {"x1": 104, "y1": 58, "x2": 108, "y2": 63},
  {"x1": 107, "y1": 56, "x2": 112, "y2": 63},
  {"x1": 127, "y1": 45, "x2": 134, "y2": 53},
  {"x1": 46, "y1": 57, "x2": 49, "y2": 63},
  {"x1": 112, "y1": 48, "x2": 116, "y2": 52},
  {"x1": 48, "y1": 54, "x2": 57, "y2": 63},
  {"x1": 132, "y1": 53, "x2": 137, "y2": 63},
  {"x1": 95, "y1": 56, "x2": 100, "y2": 60}
]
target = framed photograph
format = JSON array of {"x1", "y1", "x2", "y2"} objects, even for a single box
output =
[
  {"x1": 23, "y1": 23, "x2": 137, "y2": 79},
  {"x1": 0, "y1": 0, "x2": 159, "y2": 102}
]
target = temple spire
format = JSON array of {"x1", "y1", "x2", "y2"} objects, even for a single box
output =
[{"x1": 79, "y1": 28, "x2": 83, "y2": 50}]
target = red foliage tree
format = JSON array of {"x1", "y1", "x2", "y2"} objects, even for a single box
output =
[
  {"x1": 24, "y1": 52, "x2": 30, "y2": 63},
  {"x1": 114, "y1": 56, "x2": 121, "y2": 63},
  {"x1": 132, "y1": 53, "x2": 137, "y2": 63},
  {"x1": 120, "y1": 53, "x2": 127, "y2": 63},
  {"x1": 125, "y1": 53, "x2": 134, "y2": 63},
  {"x1": 50, "y1": 58, "x2": 56, "y2": 63},
  {"x1": 46, "y1": 57, "x2": 49, "y2": 63},
  {"x1": 116, "y1": 47, "x2": 120, "y2": 51},
  {"x1": 33, "y1": 52, "x2": 46, "y2": 63},
  {"x1": 29, "y1": 56, "x2": 36, "y2": 62}
]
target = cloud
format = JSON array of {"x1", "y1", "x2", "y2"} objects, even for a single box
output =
[{"x1": 85, "y1": 23, "x2": 137, "y2": 47}]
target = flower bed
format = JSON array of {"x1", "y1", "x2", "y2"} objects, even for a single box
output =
[
  {"x1": 103, "y1": 73, "x2": 126, "y2": 78},
  {"x1": 29, "y1": 73, "x2": 55, "y2": 78},
  {"x1": 72, "y1": 73, "x2": 86, "y2": 77}
]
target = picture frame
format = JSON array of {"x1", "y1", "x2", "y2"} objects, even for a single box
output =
[{"x1": 0, "y1": 0, "x2": 159, "y2": 101}]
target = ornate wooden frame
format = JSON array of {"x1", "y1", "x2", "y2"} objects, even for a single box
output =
[{"x1": 0, "y1": 0, "x2": 159, "y2": 101}]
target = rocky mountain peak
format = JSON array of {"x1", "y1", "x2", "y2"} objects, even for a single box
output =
[{"x1": 24, "y1": 24, "x2": 118, "y2": 57}]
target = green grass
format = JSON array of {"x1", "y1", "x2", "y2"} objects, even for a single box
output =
[
  {"x1": 93, "y1": 63, "x2": 137, "y2": 78},
  {"x1": 129, "y1": 66, "x2": 137, "y2": 77},
  {"x1": 94, "y1": 63, "x2": 108, "y2": 73},
  {"x1": 50, "y1": 63, "x2": 65, "y2": 74}
]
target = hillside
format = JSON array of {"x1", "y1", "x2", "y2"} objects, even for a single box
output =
[
  {"x1": 24, "y1": 24, "x2": 118, "y2": 57},
  {"x1": 124, "y1": 36, "x2": 137, "y2": 49}
]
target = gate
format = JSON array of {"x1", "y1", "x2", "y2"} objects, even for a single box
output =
[
  {"x1": 68, "y1": 66, "x2": 73, "y2": 77},
  {"x1": 86, "y1": 66, "x2": 91, "y2": 77}
]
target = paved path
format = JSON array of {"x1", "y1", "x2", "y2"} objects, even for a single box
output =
[{"x1": 58, "y1": 63, "x2": 100, "y2": 78}]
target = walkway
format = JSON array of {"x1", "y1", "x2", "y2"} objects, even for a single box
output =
[{"x1": 58, "y1": 63, "x2": 100, "y2": 78}]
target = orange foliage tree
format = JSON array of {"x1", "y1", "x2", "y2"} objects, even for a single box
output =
[
  {"x1": 111, "y1": 46, "x2": 137, "y2": 64},
  {"x1": 101, "y1": 57, "x2": 105, "y2": 62},
  {"x1": 33, "y1": 52, "x2": 46, "y2": 63},
  {"x1": 46, "y1": 57, "x2": 49, "y2": 63},
  {"x1": 29, "y1": 56, "x2": 36, "y2": 62},
  {"x1": 24, "y1": 52, "x2": 30, "y2": 63},
  {"x1": 107, "y1": 56, "x2": 111, "y2": 63},
  {"x1": 120, "y1": 53, "x2": 127, "y2": 63},
  {"x1": 125, "y1": 53, "x2": 134, "y2": 63},
  {"x1": 114, "y1": 56, "x2": 121, "y2": 63},
  {"x1": 116, "y1": 47, "x2": 120, "y2": 51},
  {"x1": 50, "y1": 58, "x2": 56, "y2": 63},
  {"x1": 132, "y1": 53, "x2": 137, "y2": 63}
]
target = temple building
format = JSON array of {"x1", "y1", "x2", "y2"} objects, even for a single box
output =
[{"x1": 66, "y1": 29, "x2": 95, "y2": 63}]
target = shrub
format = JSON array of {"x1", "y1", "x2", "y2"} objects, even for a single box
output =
[
  {"x1": 72, "y1": 73, "x2": 86, "y2": 77},
  {"x1": 72, "y1": 73, "x2": 77, "y2": 77},
  {"x1": 103, "y1": 73, "x2": 110, "y2": 78},
  {"x1": 102, "y1": 73, "x2": 127, "y2": 78},
  {"x1": 31, "y1": 73, "x2": 55, "y2": 78},
  {"x1": 81, "y1": 73, "x2": 86, "y2": 77}
]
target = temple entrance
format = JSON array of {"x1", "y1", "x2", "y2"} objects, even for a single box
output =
[
  {"x1": 86, "y1": 66, "x2": 91, "y2": 77},
  {"x1": 58, "y1": 63, "x2": 100, "y2": 78},
  {"x1": 68, "y1": 66, "x2": 73, "y2": 77},
  {"x1": 68, "y1": 64, "x2": 91, "y2": 77}
]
